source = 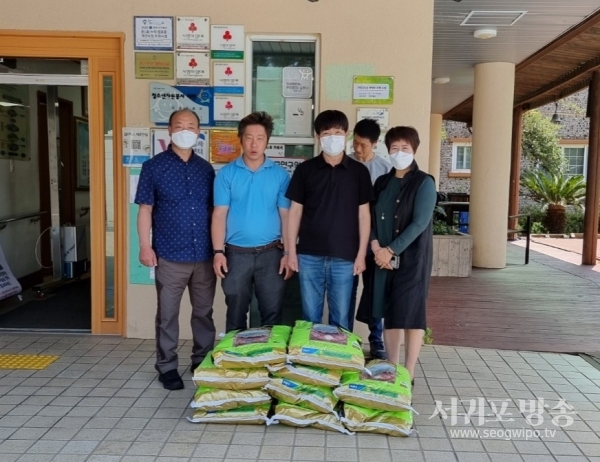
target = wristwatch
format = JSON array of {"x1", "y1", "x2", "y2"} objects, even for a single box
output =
[{"x1": 213, "y1": 249, "x2": 224, "y2": 255}]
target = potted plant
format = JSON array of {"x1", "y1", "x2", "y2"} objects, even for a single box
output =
[
  {"x1": 520, "y1": 170, "x2": 586, "y2": 234},
  {"x1": 431, "y1": 205, "x2": 472, "y2": 277}
]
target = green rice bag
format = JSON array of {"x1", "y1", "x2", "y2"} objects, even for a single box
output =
[
  {"x1": 268, "y1": 402, "x2": 353, "y2": 435},
  {"x1": 188, "y1": 403, "x2": 271, "y2": 424},
  {"x1": 191, "y1": 385, "x2": 271, "y2": 411},
  {"x1": 333, "y1": 360, "x2": 413, "y2": 412},
  {"x1": 287, "y1": 321, "x2": 364, "y2": 372},
  {"x1": 192, "y1": 353, "x2": 270, "y2": 390},
  {"x1": 267, "y1": 363, "x2": 342, "y2": 387},
  {"x1": 341, "y1": 403, "x2": 413, "y2": 437},
  {"x1": 264, "y1": 377, "x2": 338, "y2": 414},
  {"x1": 212, "y1": 326, "x2": 291, "y2": 368}
]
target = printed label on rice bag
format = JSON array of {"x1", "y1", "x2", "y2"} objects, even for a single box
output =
[
  {"x1": 309, "y1": 324, "x2": 347, "y2": 345},
  {"x1": 360, "y1": 362, "x2": 396, "y2": 384},
  {"x1": 234, "y1": 328, "x2": 271, "y2": 347},
  {"x1": 282, "y1": 379, "x2": 300, "y2": 389}
]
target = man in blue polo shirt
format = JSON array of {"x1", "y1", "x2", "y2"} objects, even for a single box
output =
[
  {"x1": 212, "y1": 112, "x2": 291, "y2": 332},
  {"x1": 135, "y1": 108, "x2": 216, "y2": 391}
]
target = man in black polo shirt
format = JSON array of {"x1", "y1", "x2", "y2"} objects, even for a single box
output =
[{"x1": 286, "y1": 110, "x2": 373, "y2": 329}]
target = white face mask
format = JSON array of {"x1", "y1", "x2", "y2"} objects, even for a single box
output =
[
  {"x1": 171, "y1": 130, "x2": 198, "y2": 149},
  {"x1": 320, "y1": 135, "x2": 346, "y2": 156},
  {"x1": 389, "y1": 151, "x2": 414, "y2": 170}
]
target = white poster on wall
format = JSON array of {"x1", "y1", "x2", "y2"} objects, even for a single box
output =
[
  {"x1": 0, "y1": 243, "x2": 21, "y2": 301},
  {"x1": 210, "y1": 25, "x2": 245, "y2": 57},
  {"x1": 265, "y1": 144, "x2": 285, "y2": 158},
  {"x1": 176, "y1": 52, "x2": 210, "y2": 85},
  {"x1": 214, "y1": 95, "x2": 244, "y2": 126},
  {"x1": 123, "y1": 128, "x2": 151, "y2": 167},
  {"x1": 282, "y1": 67, "x2": 313, "y2": 98},
  {"x1": 284, "y1": 99, "x2": 313, "y2": 137},
  {"x1": 269, "y1": 157, "x2": 304, "y2": 175},
  {"x1": 134, "y1": 16, "x2": 174, "y2": 51},
  {"x1": 356, "y1": 108, "x2": 390, "y2": 130},
  {"x1": 176, "y1": 17, "x2": 210, "y2": 50},
  {"x1": 213, "y1": 62, "x2": 245, "y2": 92}
]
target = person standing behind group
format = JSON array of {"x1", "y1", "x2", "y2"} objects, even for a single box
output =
[
  {"x1": 212, "y1": 112, "x2": 292, "y2": 332},
  {"x1": 359, "y1": 126, "x2": 436, "y2": 386},
  {"x1": 286, "y1": 110, "x2": 373, "y2": 330},
  {"x1": 348, "y1": 118, "x2": 391, "y2": 359},
  {"x1": 135, "y1": 108, "x2": 216, "y2": 390}
]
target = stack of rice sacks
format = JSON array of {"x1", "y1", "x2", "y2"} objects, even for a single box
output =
[
  {"x1": 266, "y1": 321, "x2": 364, "y2": 434},
  {"x1": 188, "y1": 325, "x2": 291, "y2": 425},
  {"x1": 335, "y1": 359, "x2": 416, "y2": 437}
]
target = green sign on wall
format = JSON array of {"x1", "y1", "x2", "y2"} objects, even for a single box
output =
[
  {"x1": 129, "y1": 168, "x2": 154, "y2": 285},
  {"x1": 352, "y1": 76, "x2": 394, "y2": 105}
]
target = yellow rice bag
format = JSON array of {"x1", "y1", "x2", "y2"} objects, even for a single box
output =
[
  {"x1": 212, "y1": 326, "x2": 291, "y2": 369},
  {"x1": 341, "y1": 403, "x2": 414, "y2": 437},
  {"x1": 334, "y1": 360, "x2": 414, "y2": 412},
  {"x1": 269, "y1": 402, "x2": 353, "y2": 435},
  {"x1": 267, "y1": 363, "x2": 342, "y2": 387},
  {"x1": 191, "y1": 385, "x2": 271, "y2": 411},
  {"x1": 264, "y1": 377, "x2": 338, "y2": 414},
  {"x1": 188, "y1": 403, "x2": 271, "y2": 424},
  {"x1": 287, "y1": 321, "x2": 364, "y2": 372},
  {"x1": 192, "y1": 353, "x2": 270, "y2": 390}
]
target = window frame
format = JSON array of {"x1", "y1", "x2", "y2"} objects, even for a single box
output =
[
  {"x1": 451, "y1": 142, "x2": 473, "y2": 173},
  {"x1": 561, "y1": 144, "x2": 588, "y2": 177},
  {"x1": 245, "y1": 34, "x2": 320, "y2": 156}
]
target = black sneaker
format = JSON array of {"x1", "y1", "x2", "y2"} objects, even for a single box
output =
[
  {"x1": 158, "y1": 369, "x2": 184, "y2": 390},
  {"x1": 370, "y1": 342, "x2": 387, "y2": 360},
  {"x1": 190, "y1": 362, "x2": 201, "y2": 374}
]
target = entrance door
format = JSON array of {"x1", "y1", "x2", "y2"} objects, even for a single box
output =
[{"x1": 0, "y1": 32, "x2": 126, "y2": 335}]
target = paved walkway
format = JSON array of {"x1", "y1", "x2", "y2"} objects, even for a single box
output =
[
  {"x1": 1, "y1": 333, "x2": 600, "y2": 462},
  {"x1": 529, "y1": 238, "x2": 600, "y2": 261}
]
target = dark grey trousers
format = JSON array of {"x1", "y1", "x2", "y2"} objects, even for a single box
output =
[
  {"x1": 154, "y1": 258, "x2": 216, "y2": 374},
  {"x1": 222, "y1": 246, "x2": 285, "y2": 332}
]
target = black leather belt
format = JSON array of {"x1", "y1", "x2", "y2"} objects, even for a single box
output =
[{"x1": 225, "y1": 240, "x2": 282, "y2": 253}]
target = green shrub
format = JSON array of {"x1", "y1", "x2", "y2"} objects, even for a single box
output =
[
  {"x1": 565, "y1": 209, "x2": 585, "y2": 234},
  {"x1": 530, "y1": 222, "x2": 546, "y2": 234}
]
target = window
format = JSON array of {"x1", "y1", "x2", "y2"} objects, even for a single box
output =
[
  {"x1": 562, "y1": 145, "x2": 587, "y2": 177},
  {"x1": 246, "y1": 35, "x2": 319, "y2": 159},
  {"x1": 452, "y1": 143, "x2": 472, "y2": 172}
]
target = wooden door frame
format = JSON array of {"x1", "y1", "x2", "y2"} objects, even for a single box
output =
[{"x1": 0, "y1": 30, "x2": 126, "y2": 335}]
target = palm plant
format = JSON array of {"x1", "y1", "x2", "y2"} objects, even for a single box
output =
[{"x1": 520, "y1": 170, "x2": 586, "y2": 234}]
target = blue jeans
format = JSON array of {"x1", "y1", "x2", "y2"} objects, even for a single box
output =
[
  {"x1": 297, "y1": 255, "x2": 354, "y2": 330},
  {"x1": 348, "y1": 274, "x2": 384, "y2": 345}
]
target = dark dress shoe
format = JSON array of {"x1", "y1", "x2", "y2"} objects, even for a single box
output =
[
  {"x1": 191, "y1": 362, "x2": 201, "y2": 374},
  {"x1": 369, "y1": 342, "x2": 387, "y2": 360},
  {"x1": 158, "y1": 369, "x2": 184, "y2": 390}
]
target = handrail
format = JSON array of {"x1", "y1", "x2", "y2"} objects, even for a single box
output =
[
  {"x1": 508, "y1": 213, "x2": 531, "y2": 264},
  {"x1": 0, "y1": 211, "x2": 46, "y2": 230}
]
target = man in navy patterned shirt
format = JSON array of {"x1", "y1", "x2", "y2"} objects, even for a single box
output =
[{"x1": 135, "y1": 109, "x2": 216, "y2": 390}]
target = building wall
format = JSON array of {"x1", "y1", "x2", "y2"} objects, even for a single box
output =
[
  {"x1": 439, "y1": 89, "x2": 591, "y2": 206},
  {"x1": 1, "y1": 0, "x2": 436, "y2": 339}
]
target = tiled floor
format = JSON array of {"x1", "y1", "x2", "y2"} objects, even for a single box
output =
[{"x1": 1, "y1": 334, "x2": 600, "y2": 461}]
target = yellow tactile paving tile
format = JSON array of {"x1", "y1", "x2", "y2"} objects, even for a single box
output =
[{"x1": 0, "y1": 354, "x2": 59, "y2": 370}]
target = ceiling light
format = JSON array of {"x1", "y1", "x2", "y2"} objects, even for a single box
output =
[
  {"x1": 474, "y1": 28, "x2": 497, "y2": 40},
  {"x1": 433, "y1": 77, "x2": 450, "y2": 84}
]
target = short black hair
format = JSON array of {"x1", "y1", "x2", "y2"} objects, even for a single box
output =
[
  {"x1": 353, "y1": 119, "x2": 381, "y2": 144},
  {"x1": 238, "y1": 111, "x2": 274, "y2": 140},
  {"x1": 168, "y1": 108, "x2": 200, "y2": 127},
  {"x1": 314, "y1": 110, "x2": 349, "y2": 135},
  {"x1": 385, "y1": 126, "x2": 421, "y2": 152}
]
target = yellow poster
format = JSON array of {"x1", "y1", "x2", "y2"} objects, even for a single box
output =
[
  {"x1": 210, "y1": 130, "x2": 242, "y2": 164},
  {"x1": 134, "y1": 52, "x2": 174, "y2": 79}
]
